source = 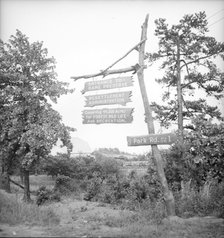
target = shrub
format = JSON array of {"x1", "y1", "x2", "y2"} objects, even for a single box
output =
[
  {"x1": 208, "y1": 181, "x2": 224, "y2": 218},
  {"x1": 175, "y1": 180, "x2": 224, "y2": 218},
  {"x1": 83, "y1": 169, "x2": 163, "y2": 211},
  {"x1": 83, "y1": 173, "x2": 103, "y2": 201},
  {"x1": 54, "y1": 175, "x2": 79, "y2": 195},
  {"x1": 0, "y1": 190, "x2": 60, "y2": 225},
  {"x1": 36, "y1": 186, "x2": 60, "y2": 206}
]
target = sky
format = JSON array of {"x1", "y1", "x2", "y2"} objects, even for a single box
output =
[{"x1": 1, "y1": 0, "x2": 224, "y2": 154}]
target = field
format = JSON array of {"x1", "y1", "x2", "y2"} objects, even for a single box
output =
[{"x1": 1, "y1": 175, "x2": 224, "y2": 237}]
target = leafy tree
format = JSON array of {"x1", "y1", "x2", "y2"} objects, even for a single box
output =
[
  {"x1": 146, "y1": 11, "x2": 224, "y2": 137},
  {"x1": 0, "y1": 30, "x2": 74, "y2": 201},
  {"x1": 164, "y1": 116, "x2": 224, "y2": 190},
  {"x1": 185, "y1": 116, "x2": 224, "y2": 183}
]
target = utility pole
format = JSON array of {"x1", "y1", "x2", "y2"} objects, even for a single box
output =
[{"x1": 137, "y1": 14, "x2": 176, "y2": 217}]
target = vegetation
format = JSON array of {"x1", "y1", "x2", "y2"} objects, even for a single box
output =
[
  {"x1": 0, "y1": 11, "x2": 224, "y2": 237},
  {"x1": 0, "y1": 189, "x2": 60, "y2": 226},
  {"x1": 0, "y1": 30, "x2": 74, "y2": 201},
  {"x1": 146, "y1": 11, "x2": 224, "y2": 138}
]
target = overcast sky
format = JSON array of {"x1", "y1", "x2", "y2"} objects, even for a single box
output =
[{"x1": 1, "y1": 0, "x2": 224, "y2": 154}]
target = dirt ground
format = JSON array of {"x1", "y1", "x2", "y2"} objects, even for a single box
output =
[{"x1": 1, "y1": 197, "x2": 224, "y2": 237}]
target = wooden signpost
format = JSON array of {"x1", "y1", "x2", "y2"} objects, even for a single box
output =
[
  {"x1": 127, "y1": 133, "x2": 177, "y2": 146},
  {"x1": 82, "y1": 76, "x2": 133, "y2": 94},
  {"x1": 85, "y1": 91, "x2": 132, "y2": 107},
  {"x1": 71, "y1": 14, "x2": 176, "y2": 217},
  {"x1": 82, "y1": 108, "x2": 134, "y2": 124}
]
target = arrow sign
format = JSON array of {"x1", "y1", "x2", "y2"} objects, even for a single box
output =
[{"x1": 127, "y1": 133, "x2": 177, "y2": 146}]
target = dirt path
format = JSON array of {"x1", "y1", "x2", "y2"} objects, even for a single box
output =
[{"x1": 1, "y1": 198, "x2": 224, "y2": 237}]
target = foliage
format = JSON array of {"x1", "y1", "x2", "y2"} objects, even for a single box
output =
[
  {"x1": 93, "y1": 147, "x2": 124, "y2": 155},
  {"x1": 185, "y1": 117, "x2": 224, "y2": 182},
  {"x1": 36, "y1": 185, "x2": 61, "y2": 206},
  {"x1": 164, "y1": 118, "x2": 224, "y2": 190},
  {"x1": 146, "y1": 11, "x2": 224, "y2": 129},
  {"x1": 83, "y1": 173, "x2": 104, "y2": 201},
  {"x1": 175, "y1": 180, "x2": 224, "y2": 218},
  {"x1": 42, "y1": 153, "x2": 121, "y2": 181},
  {"x1": 0, "y1": 190, "x2": 60, "y2": 225},
  {"x1": 0, "y1": 30, "x2": 74, "y2": 199},
  {"x1": 53, "y1": 175, "x2": 80, "y2": 195},
  {"x1": 41, "y1": 154, "x2": 78, "y2": 178},
  {"x1": 84, "y1": 167, "x2": 163, "y2": 210}
]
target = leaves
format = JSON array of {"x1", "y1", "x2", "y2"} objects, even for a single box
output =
[
  {"x1": 146, "y1": 11, "x2": 224, "y2": 129},
  {"x1": 0, "y1": 30, "x2": 74, "y2": 172}
]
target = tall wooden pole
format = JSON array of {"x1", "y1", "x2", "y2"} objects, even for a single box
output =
[{"x1": 137, "y1": 14, "x2": 176, "y2": 217}]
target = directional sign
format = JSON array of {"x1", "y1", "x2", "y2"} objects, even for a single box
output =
[
  {"x1": 85, "y1": 91, "x2": 132, "y2": 107},
  {"x1": 82, "y1": 76, "x2": 133, "y2": 94},
  {"x1": 127, "y1": 133, "x2": 177, "y2": 146},
  {"x1": 82, "y1": 108, "x2": 134, "y2": 124}
]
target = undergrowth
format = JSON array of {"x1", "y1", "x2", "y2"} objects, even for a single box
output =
[
  {"x1": 175, "y1": 180, "x2": 224, "y2": 218},
  {"x1": 0, "y1": 190, "x2": 60, "y2": 226}
]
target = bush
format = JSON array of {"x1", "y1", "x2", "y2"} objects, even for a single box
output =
[
  {"x1": 36, "y1": 186, "x2": 60, "y2": 206},
  {"x1": 83, "y1": 169, "x2": 163, "y2": 211},
  {"x1": 83, "y1": 173, "x2": 103, "y2": 201},
  {"x1": 175, "y1": 180, "x2": 224, "y2": 218},
  {"x1": 0, "y1": 190, "x2": 60, "y2": 225},
  {"x1": 54, "y1": 175, "x2": 79, "y2": 195}
]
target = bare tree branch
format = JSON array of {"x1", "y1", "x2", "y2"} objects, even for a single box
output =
[
  {"x1": 71, "y1": 39, "x2": 147, "y2": 81},
  {"x1": 101, "y1": 39, "x2": 146, "y2": 74},
  {"x1": 71, "y1": 65, "x2": 139, "y2": 80},
  {"x1": 9, "y1": 178, "x2": 36, "y2": 194}
]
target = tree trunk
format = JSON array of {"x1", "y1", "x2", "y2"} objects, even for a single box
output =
[
  {"x1": 176, "y1": 38, "x2": 184, "y2": 144},
  {"x1": 22, "y1": 169, "x2": 31, "y2": 202},
  {"x1": 20, "y1": 168, "x2": 24, "y2": 184},
  {"x1": 0, "y1": 171, "x2": 11, "y2": 193}
]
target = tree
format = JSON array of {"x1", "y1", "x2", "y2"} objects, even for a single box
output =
[
  {"x1": 185, "y1": 116, "x2": 224, "y2": 183},
  {"x1": 146, "y1": 11, "x2": 224, "y2": 141},
  {"x1": 0, "y1": 30, "x2": 74, "y2": 201},
  {"x1": 164, "y1": 116, "x2": 224, "y2": 190}
]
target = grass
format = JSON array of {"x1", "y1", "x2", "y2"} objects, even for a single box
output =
[
  {"x1": 0, "y1": 189, "x2": 60, "y2": 226},
  {"x1": 175, "y1": 180, "x2": 224, "y2": 218},
  {"x1": 10, "y1": 174, "x2": 56, "y2": 200},
  {"x1": 2, "y1": 174, "x2": 224, "y2": 237},
  {"x1": 11, "y1": 174, "x2": 55, "y2": 192}
]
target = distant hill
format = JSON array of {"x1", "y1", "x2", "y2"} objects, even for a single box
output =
[
  {"x1": 70, "y1": 137, "x2": 92, "y2": 154},
  {"x1": 92, "y1": 148, "x2": 138, "y2": 160},
  {"x1": 51, "y1": 137, "x2": 91, "y2": 155}
]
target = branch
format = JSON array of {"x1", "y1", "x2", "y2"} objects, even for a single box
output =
[
  {"x1": 9, "y1": 178, "x2": 35, "y2": 194},
  {"x1": 184, "y1": 125, "x2": 196, "y2": 131},
  {"x1": 9, "y1": 178, "x2": 25, "y2": 189},
  {"x1": 180, "y1": 52, "x2": 222, "y2": 70},
  {"x1": 71, "y1": 39, "x2": 147, "y2": 81},
  {"x1": 181, "y1": 80, "x2": 197, "y2": 89},
  {"x1": 101, "y1": 39, "x2": 147, "y2": 74},
  {"x1": 182, "y1": 95, "x2": 192, "y2": 116},
  {"x1": 180, "y1": 59, "x2": 190, "y2": 76},
  {"x1": 71, "y1": 65, "x2": 139, "y2": 80}
]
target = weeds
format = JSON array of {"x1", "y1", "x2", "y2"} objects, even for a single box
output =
[
  {"x1": 0, "y1": 190, "x2": 60, "y2": 226},
  {"x1": 36, "y1": 186, "x2": 61, "y2": 206},
  {"x1": 175, "y1": 180, "x2": 224, "y2": 218}
]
